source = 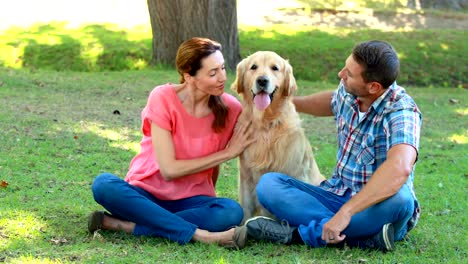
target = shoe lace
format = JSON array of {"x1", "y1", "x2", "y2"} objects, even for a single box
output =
[{"x1": 260, "y1": 219, "x2": 291, "y2": 244}]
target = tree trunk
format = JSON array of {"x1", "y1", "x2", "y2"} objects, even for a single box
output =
[{"x1": 147, "y1": 0, "x2": 240, "y2": 70}]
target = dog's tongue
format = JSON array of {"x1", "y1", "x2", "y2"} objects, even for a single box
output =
[{"x1": 254, "y1": 93, "x2": 271, "y2": 111}]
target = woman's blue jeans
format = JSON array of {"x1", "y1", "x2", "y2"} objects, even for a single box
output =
[
  {"x1": 91, "y1": 173, "x2": 243, "y2": 245},
  {"x1": 256, "y1": 173, "x2": 415, "y2": 248}
]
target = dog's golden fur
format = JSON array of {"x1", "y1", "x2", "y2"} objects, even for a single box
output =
[{"x1": 232, "y1": 51, "x2": 325, "y2": 221}]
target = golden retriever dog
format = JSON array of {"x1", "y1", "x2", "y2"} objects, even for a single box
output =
[{"x1": 232, "y1": 51, "x2": 325, "y2": 221}]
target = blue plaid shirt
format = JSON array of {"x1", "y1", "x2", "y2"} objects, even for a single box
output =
[{"x1": 321, "y1": 82, "x2": 422, "y2": 229}]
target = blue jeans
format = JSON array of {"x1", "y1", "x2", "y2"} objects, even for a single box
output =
[
  {"x1": 256, "y1": 173, "x2": 415, "y2": 248},
  {"x1": 91, "y1": 173, "x2": 243, "y2": 245}
]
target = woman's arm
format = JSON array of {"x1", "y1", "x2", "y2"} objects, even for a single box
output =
[{"x1": 151, "y1": 121, "x2": 254, "y2": 181}]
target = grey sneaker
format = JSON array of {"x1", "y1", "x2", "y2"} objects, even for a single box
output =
[
  {"x1": 347, "y1": 223, "x2": 395, "y2": 252},
  {"x1": 245, "y1": 216, "x2": 295, "y2": 244}
]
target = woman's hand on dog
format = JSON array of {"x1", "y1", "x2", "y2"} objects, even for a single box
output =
[{"x1": 225, "y1": 122, "x2": 256, "y2": 158}]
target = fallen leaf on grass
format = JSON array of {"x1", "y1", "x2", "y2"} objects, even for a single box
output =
[
  {"x1": 92, "y1": 231, "x2": 106, "y2": 242},
  {"x1": 50, "y1": 237, "x2": 70, "y2": 245},
  {"x1": 0, "y1": 180, "x2": 8, "y2": 188}
]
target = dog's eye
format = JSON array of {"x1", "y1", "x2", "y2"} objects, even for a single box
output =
[
  {"x1": 250, "y1": 64, "x2": 257, "y2": 70},
  {"x1": 271, "y1": 65, "x2": 279, "y2": 71}
]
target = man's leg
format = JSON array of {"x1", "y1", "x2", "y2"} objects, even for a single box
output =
[
  {"x1": 344, "y1": 183, "x2": 415, "y2": 240},
  {"x1": 248, "y1": 173, "x2": 414, "y2": 250},
  {"x1": 335, "y1": 184, "x2": 415, "y2": 252},
  {"x1": 251, "y1": 172, "x2": 349, "y2": 247},
  {"x1": 256, "y1": 172, "x2": 347, "y2": 225}
]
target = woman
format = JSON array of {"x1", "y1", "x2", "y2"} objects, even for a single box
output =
[{"x1": 88, "y1": 37, "x2": 254, "y2": 248}]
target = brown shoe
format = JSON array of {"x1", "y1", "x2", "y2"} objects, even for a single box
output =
[
  {"x1": 88, "y1": 211, "x2": 105, "y2": 233},
  {"x1": 233, "y1": 225, "x2": 247, "y2": 249},
  {"x1": 223, "y1": 225, "x2": 247, "y2": 250}
]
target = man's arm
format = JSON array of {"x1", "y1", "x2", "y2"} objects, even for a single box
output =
[
  {"x1": 322, "y1": 144, "x2": 418, "y2": 243},
  {"x1": 340, "y1": 143, "x2": 417, "y2": 214},
  {"x1": 293, "y1": 90, "x2": 334, "y2": 116}
]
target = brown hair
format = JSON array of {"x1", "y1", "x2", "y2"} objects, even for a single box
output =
[
  {"x1": 175, "y1": 37, "x2": 228, "y2": 133},
  {"x1": 352, "y1": 40, "x2": 400, "y2": 89}
]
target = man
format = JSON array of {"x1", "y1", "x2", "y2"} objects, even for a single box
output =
[{"x1": 234, "y1": 40, "x2": 422, "y2": 252}]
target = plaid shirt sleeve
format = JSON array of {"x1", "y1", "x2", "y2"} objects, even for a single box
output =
[{"x1": 383, "y1": 101, "x2": 422, "y2": 160}]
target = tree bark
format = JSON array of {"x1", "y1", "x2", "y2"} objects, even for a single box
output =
[{"x1": 147, "y1": 0, "x2": 240, "y2": 70}]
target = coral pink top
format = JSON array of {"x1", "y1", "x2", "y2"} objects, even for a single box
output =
[{"x1": 125, "y1": 83, "x2": 242, "y2": 200}]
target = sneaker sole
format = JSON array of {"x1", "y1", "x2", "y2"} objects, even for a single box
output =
[
  {"x1": 382, "y1": 223, "x2": 394, "y2": 251},
  {"x1": 244, "y1": 215, "x2": 276, "y2": 226}
]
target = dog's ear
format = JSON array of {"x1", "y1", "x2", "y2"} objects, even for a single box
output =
[
  {"x1": 283, "y1": 60, "x2": 297, "y2": 97},
  {"x1": 231, "y1": 58, "x2": 246, "y2": 94}
]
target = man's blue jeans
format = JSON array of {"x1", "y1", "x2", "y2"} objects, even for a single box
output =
[
  {"x1": 91, "y1": 173, "x2": 243, "y2": 245},
  {"x1": 256, "y1": 173, "x2": 415, "y2": 248}
]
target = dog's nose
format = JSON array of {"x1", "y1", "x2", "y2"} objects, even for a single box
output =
[{"x1": 256, "y1": 76, "x2": 269, "y2": 89}]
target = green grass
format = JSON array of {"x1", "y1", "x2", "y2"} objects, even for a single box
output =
[
  {"x1": 1, "y1": 18, "x2": 466, "y2": 87},
  {"x1": 0, "y1": 68, "x2": 466, "y2": 263},
  {"x1": 0, "y1": 1, "x2": 467, "y2": 262}
]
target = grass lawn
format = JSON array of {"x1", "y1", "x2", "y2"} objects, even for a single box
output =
[
  {"x1": 0, "y1": 0, "x2": 467, "y2": 262},
  {"x1": 0, "y1": 68, "x2": 466, "y2": 263}
]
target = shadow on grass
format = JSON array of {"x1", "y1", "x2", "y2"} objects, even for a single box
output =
[
  {"x1": 13, "y1": 23, "x2": 152, "y2": 72},
  {"x1": 239, "y1": 28, "x2": 466, "y2": 87},
  {"x1": 0, "y1": 70, "x2": 154, "y2": 259},
  {"x1": 1, "y1": 22, "x2": 466, "y2": 86}
]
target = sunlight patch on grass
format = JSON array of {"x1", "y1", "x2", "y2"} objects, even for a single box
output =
[
  {"x1": 219, "y1": 256, "x2": 231, "y2": 264},
  {"x1": 341, "y1": 1, "x2": 359, "y2": 9},
  {"x1": 109, "y1": 141, "x2": 140, "y2": 153},
  {"x1": 79, "y1": 36, "x2": 104, "y2": 67},
  {"x1": 239, "y1": 24, "x2": 353, "y2": 37},
  {"x1": 418, "y1": 42, "x2": 427, "y2": 48},
  {"x1": 37, "y1": 35, "x2": 63, "y2": 45},
  {"x1": 398, "y1": 51, "x2": 407, "y2": 60},
  {"x1": 126, "y1": 25, "x2": 152, "y2": 41},
  {"x1": 0, "y1": 46, "x2": 22, "y2": 69},
  {"x1": 448, "y1": 133, "x2": 467, "y2": 144},
  {"x1": 0, "y1": 211, "x2": 44, "y2": 249},
  {"x1": 455, "y1": 108, "x2": 468, "y2": 116},
  {"x1": 262, "y1": 31, "x2": 276, "y2": 39},
  {"x1": 78, "y1": 121, "x2": 139, "y2": 152},
  {"x1": 6, "y1": 256, "x2": 61, "y2": 264},
  {"x1": 132, "y1": 59, "x2": 149, "y2": 69},
  {"x1": 239, "y1": 25, "x2": 301, "y2": 36},
  {"x1": 87, "y1": 124, "x2": 122, "y2": 141},
  {"x1": 0, "y1": 22, "x2": 151, "y2": 71}
]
